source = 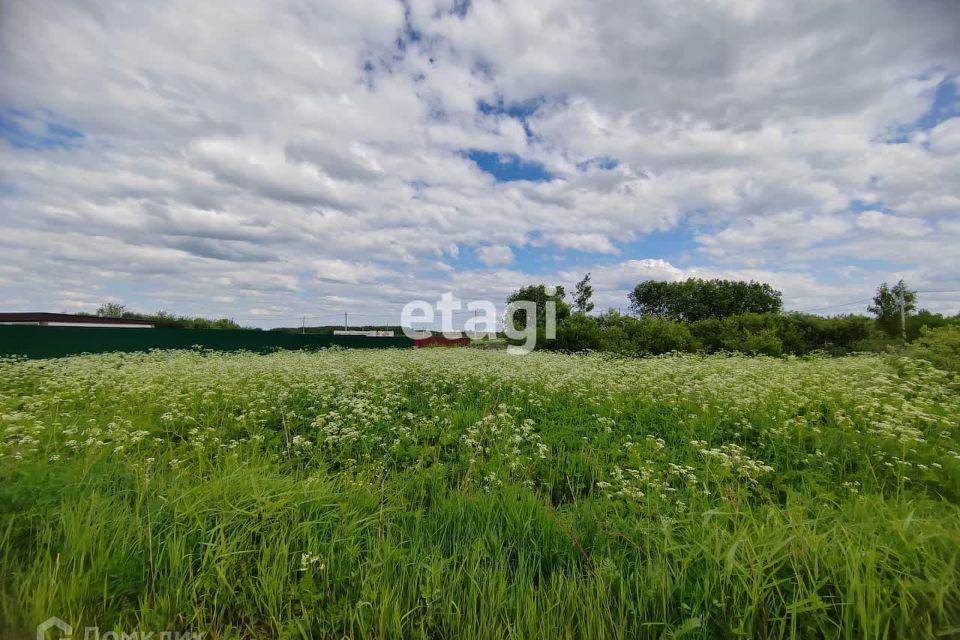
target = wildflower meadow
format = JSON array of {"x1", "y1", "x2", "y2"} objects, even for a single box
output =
[{"x1": 2, "y1": 348, "x2": 959, "y2": 638}]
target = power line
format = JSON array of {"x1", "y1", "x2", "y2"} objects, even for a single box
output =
[
  {"x1": 801, "y1": 288, "x2": 960, "y2": 314},
  {"x1": 802, "y1": 299, "x2": 873, "y2": 313}
]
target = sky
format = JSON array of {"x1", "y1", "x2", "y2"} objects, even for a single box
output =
[{"x1": 1, "y1": 0, "x2": 959, "y2": 328}]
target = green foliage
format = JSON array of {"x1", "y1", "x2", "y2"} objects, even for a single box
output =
[
  {"x1": 690, "y1": 313, "x2": 879, "y2": 356},
  {"x1": 93, "y1": 305, "x2": 245, "y2": 330},
  {"x1": 552, "y1": 312, "x2": 603, "y2": 351},
  {"x1": 908, "y1": 324, "x2": 960, "y2": 374},
  {"x1": 149, "y1": 310, "x2": 244, "y2": 330},
  {"x1": 95, "y1": 302, "x2": 129, "y2": 318},
  {"x1": 550, "y1": 312, "x2": 879, "y2": 357},
  {"x1": 505, "y1": 284, "x2": 571, "y2": 346},
  {"x1": 595, "y1": 311, "x2": 696, "y2": 355},
  {"x1": 906, "y1": 310, "x2": 957, "y2": 341},
  {"x1": 506, "y1": 284, "x2": 571, "y2": 326},
  {"x1": 551, "y1": 312, "x2": 697, "y2": 355},
  {"x1": 869, "y1": 280, "x2": 917, "y2": 337},
  {"x1": 2, "y1": 349, "x2": 959, "y2": 638},
  {"x1": 629, "y1": 278, "x2": 783, "y2": 321},
  {"x1": 786, "y1": 313, "x2": 883, "y2": 353},
  {"x1": 572, "y1": 272, "x2": 595, "y2": 314}
]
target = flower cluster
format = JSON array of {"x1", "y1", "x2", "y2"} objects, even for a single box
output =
[
  {"x1": 691, "y1": 441, "x2": 775, "y2": 483},
  {"x1": 0, "y1": 348, "x2": 956, "y2": 513}
]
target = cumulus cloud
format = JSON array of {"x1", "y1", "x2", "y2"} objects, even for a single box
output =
[
  {"x1": 0, "y1": 0, "x2": 958, "y2": 323},
  {"x1": 476, "y1": 245, "x2": 515, "y2": 266},
  {"x1": 856, "y1": 211, "x2": 932, "y2": 238}
]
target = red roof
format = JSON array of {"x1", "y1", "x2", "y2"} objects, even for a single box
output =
[
  {"x1": 414, "y1": 335, "x2": 471, "y2": 348},
  {"x1": 0, "y1": 312, "x2": 156, "y2": 326}
]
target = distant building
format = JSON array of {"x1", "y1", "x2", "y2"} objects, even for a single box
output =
[
  {"x1": 0, "y1": 312, "x2": 155, "y2": 328},
  {"x1": 333, "y1": 330, "x2": 395, "y2": 337}
]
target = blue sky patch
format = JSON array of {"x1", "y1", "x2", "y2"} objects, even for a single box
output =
[
  {"x1": 577, "y1": 156, "x2": 619, "y2": 171},
  {"x1": 848, "y1": 198, "x2": 891, "y2": 213},
  {"x1": 618, "y1": 228, "x2": 697, "y2": 264},
  {"x1": 911, "y1": 76, "x2": 959, "y2": 131},
  {"x1": 466, "y1": 150, "x2": 553, "y2": 182},
  {"x1": 886, "y1": 75, "x2": 959, "y2": 142},
  {"x1": 478, "y1": 96, "x2": 546, "y2": 140},
  {"x1": 0, "y1": 109, "x2": 84, "y2": 150},
  {"x1": 477, "y1": 97, "x2": 543, "y2": 120}
]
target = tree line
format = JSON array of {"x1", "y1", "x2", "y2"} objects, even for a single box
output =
[
  {"x1": 507, "y1": 276, "x2": 959, "y2": 357},
  {"x1": 90, "y1": 276, "x2": 958, "y2": 358},
  {"x1": 94, "y1": 303, "x2": 246, "y2": 330}
]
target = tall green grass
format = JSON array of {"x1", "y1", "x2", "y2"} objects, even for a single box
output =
[{"x1": 2, "y1": 349, "x2": 959, "y2": 638}]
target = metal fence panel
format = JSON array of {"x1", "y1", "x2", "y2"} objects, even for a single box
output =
[{"x1": 0, "y1": 325, "x2": 413, "y2": 359}]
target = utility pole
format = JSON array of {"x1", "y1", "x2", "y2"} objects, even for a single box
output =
[
  {"x1": 301, "y1": 316, "x2": 305, "y2": 335},
  {"x1": 899, "y1": 287, "x2": 906, "y2": 342},
  {"x1": 344, "y1": 311, "x2": 348, "y2": 331}
]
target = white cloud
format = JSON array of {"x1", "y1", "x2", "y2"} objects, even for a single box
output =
[
  {"x1": 312, "y1": 259, "x2": 395, "y2": 285},
  {"x1": 0, "y1": 0, "x2": 958, "y2": 323},
  {"x1": 856, "y1": 210, "x2": 931, "y2": 238},
  {"x1": 928, "y1": 117, "x2": 960, "y2": 156},
  {"x1": 476, "y1": 245, "x2": 515, "y2": 266},
  {"x1": 545, "y1": 232, "x2": 619, "y2": 254}
]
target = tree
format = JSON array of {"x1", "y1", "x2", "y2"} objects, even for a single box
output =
[
  {"x1": 506, "y1": 284, "x2": 571, "y2": 328},
  {"x1": 627, "y1": 280, "x2": 673, "y2": 318},
  {"x1": 96, "y1": 302, "x2": 129, "y2": 318},
  {"x1": 868, "y1": 280, "x2": 916, "y2": 338},
  {"x1": 93, "y1": 305, "x2": 244, "y2": 329},
  {"x1": 505, "y1": 284, "x2": 571, "y2": 349},
  {"x1": 572, "y1": 272, "x2": 595, "y2": 314},
  {"x1": 628, "y1": 278, "x2": 782, "y2": 321},
  {"x1": 150, "y1": 310, "x2": 243, "y2": 330}
]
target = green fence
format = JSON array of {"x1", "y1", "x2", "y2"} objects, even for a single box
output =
[{"x1": 0, "y1": 325, "x2": 413, "y2": 359}]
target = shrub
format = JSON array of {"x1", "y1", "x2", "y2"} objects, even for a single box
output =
[
  {"x1": 688, "y1": 313, "x2": 879, "y2": 356},
  {"x1": 594, "y1": 312, "x2": 695, "y2": 355},
  {"x1": 908, "y1": 325, "x2": 960, "y2": 373},
  {"x1": 627, "y1": 316, "x2": 696, "y2": 355},
  {"x1": 551, "y1": 311, "x2": 911, "y2": 357},
  {"x1": 551, "y1": 313, "x2": 603, "y2": 351},
  {"x1": 906, "y1": 310, "x2": 957, "y2": 341},
  {"x1": 740, "y1": 327, "x2": 783, "y2": 356},
  {"x1": 781, "y1": 313, "x2": 878, "y2": 355}
]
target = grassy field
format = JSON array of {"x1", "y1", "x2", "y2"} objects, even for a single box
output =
[{"x1": 2, "y1": 348, "x2": 959, "y2": 639}]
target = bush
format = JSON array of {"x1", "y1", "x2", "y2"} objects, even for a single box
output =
[
  {"x1": 551, "y1": 314, "x2": 603, "y2": 351},
  {"x1": 688, "y1": 313, "x2": 879, "y2": 356},
  {"x1": 906, "y1": 310, "x2": 957, "y2": 341},
  {"x1": 908, "y1": 325, "x2": 960, "y2": 373},
  {"x1": 689, "y1": 313, "x2": 783, "y2": 355},
  {"x1": 593, "y1": 312, "x2": 695, "y2": 355},
  {"x1": 549, "y1": 312, "x2": 696, "y2": 355},
  {"x1": 626, "y1": 316, "x2": 695, "y2": 355},
  {"x1": 550, "y1": 311, "x2": 911, "y2": 358},
  {"x1": 740, "y1": 328, "x2": 783, "y2": 356},
  {"x1": 781, "y1": 313, "x2": 879, "y2": 355}
]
